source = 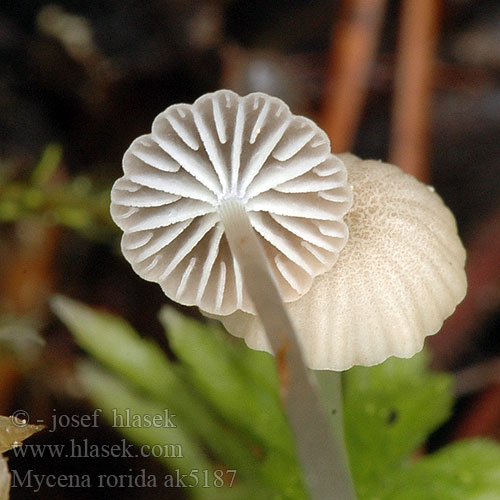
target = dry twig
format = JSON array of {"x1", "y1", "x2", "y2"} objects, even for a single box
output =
[
  {"x1": 389, "y1": 0, "x2": 441, "y2": 181},
  {"x1": 320, "y1": 0, "x2": 388, "y2": 152}
]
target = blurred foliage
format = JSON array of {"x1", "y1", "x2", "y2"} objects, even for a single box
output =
[
  {"x1": 52, "y1": 296, "x2": 306, "y2": 499},
  {"x1": 378, "y1": 440, "x2": 500, "y2": 500},
  {"x1": 0, "y1": 316, "x2": 45, "y2": 361},
  {"x1": 0, "y1": 145, "x2": 115, "y2": 240},
  {"x1": 344, "y1": 351, "x2": 454, "y2": 497},
  {"x1": 52, "y1": 296, "x2": 500, "y2": 500}
]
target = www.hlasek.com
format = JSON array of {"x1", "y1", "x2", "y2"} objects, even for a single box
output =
[
  {"x1": 11, "y1": 438, "x2": 183, "y2": 459},
  {"x1": 11, "y1": 468, "x2": 237, "y2": 492}
]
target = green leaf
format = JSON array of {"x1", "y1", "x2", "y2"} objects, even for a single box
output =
[
  {"x1": 31, "y1": 144, "x2": 63, "y2": 186},
  {"x1": 343, "y1": 351, "x2": 454, "y2": 497},
  {"x1": 160, "y1": 307, "x2": 307, "y2": 497},
  {"x1": 54, "y1": 296, "x2": 304, "y2": 498},
  {"x1": 160, "y1": 309, "x2": 290, "y2": 449},
  {"x1": 77, "y1": 362, "x2": 212, "y2": 474},
  {"x1": 51, "y1": 296, "x2": 261, "y2": 476},
  {"x1": 51, "y1": 295, "x2": 179, "y2": 402},
  {"x1": 78, "y1": 362, "x2": 263, "y2": 500},
  {"x1": 379, "y1": 439, "x2": 500, "y2": 500}
]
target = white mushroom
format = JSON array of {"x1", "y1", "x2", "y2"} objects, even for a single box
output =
[
  {"x1": 210, "y1": 154, "x2": 468, "y2": 371},
  {"x1": 110, "y1": 90, "x2": 355, "y2": 500},
  {"x1": 111, "y1": 89, "x2": 351, "y2": 316}
]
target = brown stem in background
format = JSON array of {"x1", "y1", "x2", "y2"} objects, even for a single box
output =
[
  {"x1": 0, "y1": 223, "x2": 60, "y2": 317},
  {"x1": 454, "y1": 385, "x2": 500, "y2": 441},
  {"x1": 455, "y1": 358, "x2": 500, "y2": 397},
  {"x1": 320, "y1": 0, "x2": 388, "y2": 152},
  {"x1": 0, "y1": 222, "x2": 58, "y2": 412},
  {"x1": 0, "y1": 362, "x2": 22, "y2": 414},
  {"x1": 0, "y1": 148, "x2": 63, "y2": 412},
  {"x1": 389, "y1": 0, "x2": 441, "y2": 182},
  {"x1": 430, "y1": 208, "x2": 500, "y2": 371}
]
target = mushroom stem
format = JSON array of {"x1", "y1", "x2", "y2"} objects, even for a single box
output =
[
  {"x1": 219, "y1": 198, "x2": 356, "y2": 500},
  {"x1": 316, "y1": 370, "x2": 350, "y2": 461}
]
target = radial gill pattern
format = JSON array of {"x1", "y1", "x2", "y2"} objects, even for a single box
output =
[{"x1": 111, "y1": 90, "x2": 352, "y2": 315}]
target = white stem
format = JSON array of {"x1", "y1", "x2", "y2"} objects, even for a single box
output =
[
  {"x1": 316, "y1": 370, "x2": 352, "y2": 472},
  {"x1": 219, "y1": 199, "x2": 356, "y2": 500}
]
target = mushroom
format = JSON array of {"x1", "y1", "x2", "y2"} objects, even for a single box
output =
[
  {"x1": 210, "y1": 154, "x2": 468, "y2": 371},
  {"x1": 110, "y1": 90, "x2": 351, "y2": 316},
  {"x1": 110, "y1": 90, "x2": 355, "y2": 500}
]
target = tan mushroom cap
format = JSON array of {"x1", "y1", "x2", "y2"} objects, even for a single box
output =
[{"x1": 209, "y1": 154, "x2": 467, "y2": 370}]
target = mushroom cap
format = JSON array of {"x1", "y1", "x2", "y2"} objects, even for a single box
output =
[
  {"x1": 208, "y1": 155, "x2": 467, "y2": 370},
  {"x1": 110, "y1": 90, "x2": 352, "y2": 315}
]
